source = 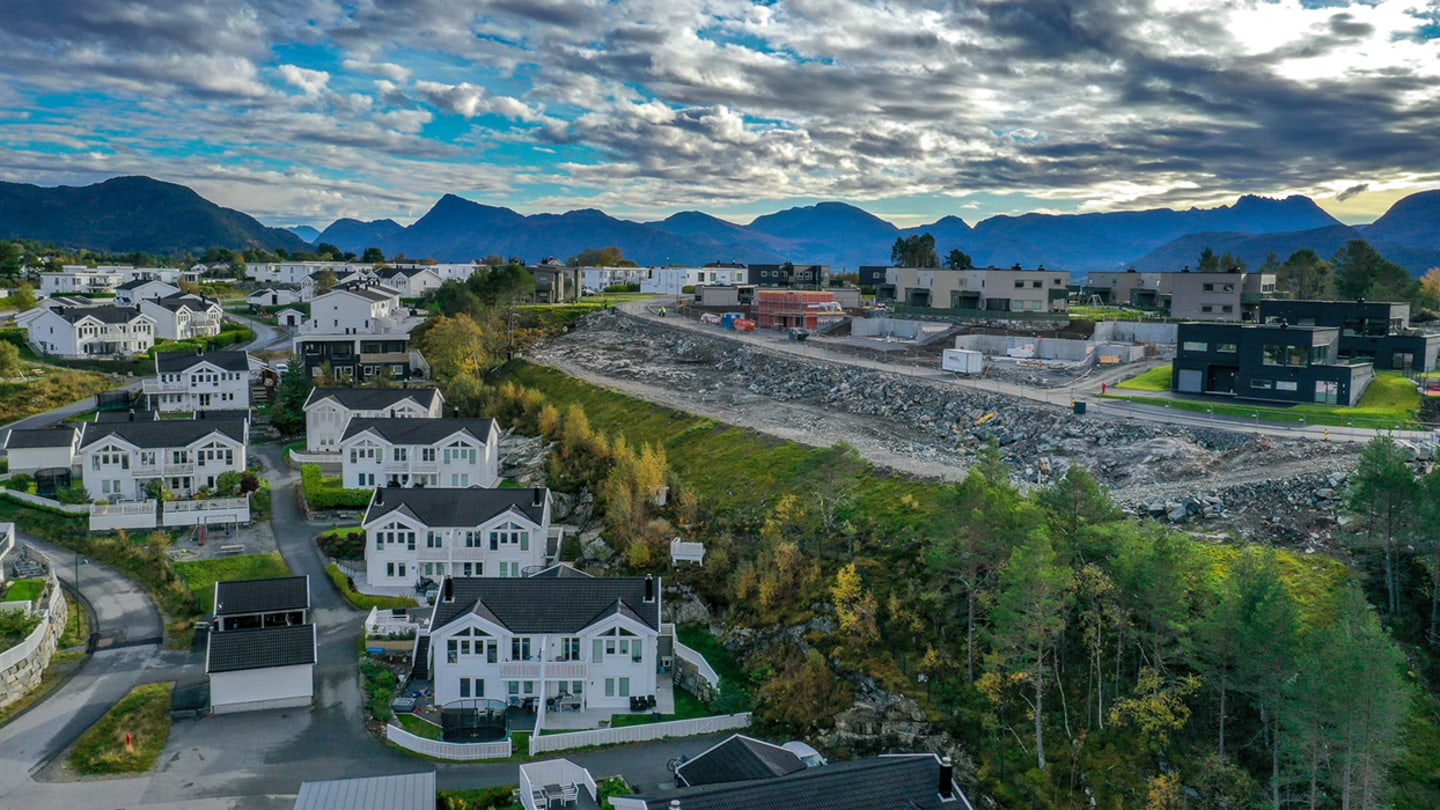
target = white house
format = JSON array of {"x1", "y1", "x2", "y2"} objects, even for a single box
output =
[
  {"x1": 362, "y1": 486, "x2": 552, "y2": 586},
  {"x1": 248, "y1": 261, "x2": 369, "y2": 287},
  {"x1": 113, "y1": 279, "x2": 181, "y2": 306},
  {"x1": 339, "y1": 417, "x2": 499, "y2": 489},
  {"x1": 37, "y1": 266, "x2": 127, "y2": 296},
  {"x1": 247, "y1": 288, "x2": 302, "y2": 308},
  {"x1": 302, "y1": 386, "x2": 444, "y2": 452},
  {"x1": 138, "y1": 294, "x2": 224, "y2": 341},
  {"x1": 78, "y1": 415, "x2": 249, "y2": 501},
  {"x1": 580, "y1": 267, "x2": 646, "y2": 291},
  {"x1": 300, "y1": 269, "x2": 367, "y2": 301},
  {"x1": 274, "y1": 308, "x2": 305, "y2": 328},
  {"x1": 143, "y1": 350, "x2": 252, "y2": 413},
  {"x1": 421, "y1": 574, "x2": 664, "y2": 710},
  {"x1": 207, "y1": 577, "x2": 315, "y2": 714},
  {"x1": 301, "y1": 286, "x2": 413, "y2": 335},
  {"x1": 372, "y1": 266, "x2": 444, "y2": 298},
  {"x1": 3, "y1": 426, "x2": 80, "y2": 476},
  {"x1": 641, "y1": 266, "x2": 748, "y2": 295},
  {"x1": 24, "y1": 306, "x2": 155, "y2": 358}
]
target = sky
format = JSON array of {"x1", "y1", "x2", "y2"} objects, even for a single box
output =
[{"x1": 1, "y1": 0, "x2": 1438, "y2": 230}]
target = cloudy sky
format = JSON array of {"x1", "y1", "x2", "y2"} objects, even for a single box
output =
[{"x1": 1, "y1": 0, "x2": 1438, "y2": 229}]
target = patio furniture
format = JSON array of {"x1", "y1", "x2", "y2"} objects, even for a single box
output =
[
  {"x1": 531, "y1": 786, "x2": 548, "y2": 807},
  {"x1": 558, "y1": 783, "x2": 579, "y2": 806}
]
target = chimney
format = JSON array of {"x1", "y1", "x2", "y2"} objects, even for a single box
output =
[
  {"x1": 375, "y1": 489, "x2": 384, "y2": 506},
  {"x1": 532, "y1": 487, "x2": 543, "y2": 508},
  {"x1": 670, "y1": 802, "x2": 681, "y2": 810},
  {"x1": 452, "y1": 406, "x2": 459, "y2": 418},
  {"x1": 443, "y1": 577, "x2": 454, "y2": 601},
  {"x1": 199, "y1": 410, "x2": 206, "y2": 419},
  {"x1": 939, "y1": 756, "x2": 954, "y2": 799},
  {"x1": 644, "y1": 574, "x2": 655, "y2": 603}
]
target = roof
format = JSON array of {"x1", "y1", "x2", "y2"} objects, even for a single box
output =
[
  {"x1": 363, "y1": 486, "x2": 547, "y2": 529},
  {"x1": 676, "y1": 735, "x2": 806, "y2": 787},
  {"x1": 79, "y1": 416, "x2": 246, "y2": 450},
  {"x1": 294, "y1": 771, "x2": 437, "y2": 810},
  {"x1": 342, "y1": 417, "x2": 496, "y2": 446},
  {"x1": 147, "y1": 293, "x2": 219, "y2": 312},
  {"x1": 303, "y1": 386, "x2": 442, "y2": 413},
  {"x1": 431, "y1": 575, "x2": 661, "y2": 634},
  {"x1": 214, "y1": 575, "x2": 310, "y2": 615},
  {"x1": 116, "y1": 278, "x2": 174, "y2": 291},
  {"x1": 633, "y1": 755, "x2": 969, "y2": 810},
  {"x1": 320, "y1": 284, "x2": 395, "y2": 302},
  {"x1": 528, "y1": 563, "x2": 594, "y2": 579},
  {"x1": 206, "y1": 624, "x2": 316, "y2": 673},
  {"x1": 4, "y1": 427, "x2": 78, "y2": 450},
  {"x1": 55, "y1": 306, "x2": 146, "y2": 324},
  {"x1": 156, "y1": 350, "x2": 251, "y2": 373},
  {"x1": 375, "y1": 266, "x2": 432, "y2": 279}
]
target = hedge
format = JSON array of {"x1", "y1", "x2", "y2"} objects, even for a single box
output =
[{"x1": 301, "y1": 464, "x2": 374, "y2": 509}]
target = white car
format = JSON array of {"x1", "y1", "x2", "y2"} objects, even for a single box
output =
[{"x1": 782, "y1": 741, "x2": 827, "y2": 768}]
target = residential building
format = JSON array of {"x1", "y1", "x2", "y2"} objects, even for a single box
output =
[
  {"x1": 24, "y1": 306, "x2": 155, "y2": 358},
  {"x1": 373, "y1": 266, "x2": 444, "y2": 298},
  {"x1": 878, "y1": 266, "x2": 1070, "y2": 313},
  {"x1": 421, "y1": 574, "x2": 665, "y2": 710},
  {"x1": 36, "y1": 266, "x2": 127, "y2": 296},
  {"x1": 248, "y1": 260, "x2": 369, "y2": 287},
  {"x1": 362, "y1": 486, "x2": 552, "y2": 586},
  {"x1": 300, "y1": 285, "x2": 417, "y2": 336},
  {"x1": 1172, "y1": 322, "x2": 1374, "y2": 405},
  {"x1": 641, "y1": 267, "x2": 749, "y2": 295},
  {"x1": 292, "y1": 333, "x2": 427, "y2": 383},
  {"x1": 1167, "y1": 269, "x2": 1278, "y2": 322},
  {"x1": 113, "y1": 279, "x2": 181, "y2": 306},
  {"x1": 1083, "y1": 269, "x2": 1169, "y2": 307},
  {"x1": 1259, "y1": 299, "x2": 1440, "y2": 372},
  {"x1": 529, "y1": 264, "x2": 582, "y2": 304},
  {"x1": 857, "y1": 265, "x2": 891, "y2": 290},
  {"x1": 747, "y1": 264, "x2": 829, "y2": 289},
  {"x1": 755, "y1": 290, "x2": 845, "y2": 330},
  {"x1": 673, "y1": 735, "x2": 806, "y2": 787},
  {"x1": 207, "y1": 577, "x2": 315, "y2": 715},
  {"x1": 143, "y1": 351, "x2": 252, "y2": 413},
  {"x1": 300, "y1": 268, "x2": 367, "y2": 301},
  {"x1": 338, "y1": 417, "x2": 499, "y2": 489},
  {"x1": 77, "y1": 415, "x2": 249, "y2": 501},
  {"x1": 295, "y1": 773, "x2": 436, "y2": 810},
  {"x1": 302, "y1": 386, "x2": 445, "y2": 452},
  {"x1": 246, "y1": 288, "x2": 301, "y2": 308},
  {"x1": 274, "y1": 308, "x2": 305, "y2": 328},
  {"x1": 610, "y1": 753, "x2": 973, "y2": 810},
  {"x1": 580, "y1": 266, "x2": 646, "y2": 291},
  {"x1": 694, "y1": 284, "x2": 757, "y2": 308},
  {"x1": 139, "y1": 294, "x2": 224, "y2": 341},
  {"x1": 2, "y1": 426, "x2": 80, "y2": 476}
]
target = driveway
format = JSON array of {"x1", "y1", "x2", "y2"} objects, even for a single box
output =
[{"x1": 226, "y1": 312, "x2": 292, "y2": 354}]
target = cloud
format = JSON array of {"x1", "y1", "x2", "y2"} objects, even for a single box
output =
[
  {"x1": 1337, "y1": 183, "x2": 1369, "y2": 201},
  {"x1": 278, "y1": 64, "x2": 330, "y2": 97},
  {"x1": 412, "y1": 80, "x2": 538, "y2": 121}
]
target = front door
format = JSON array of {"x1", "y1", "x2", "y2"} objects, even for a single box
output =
[{"x1": 1206, "y1": 366, "x2": 1238, "y2": 394}]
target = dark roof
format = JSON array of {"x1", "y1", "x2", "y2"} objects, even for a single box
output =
[
  {"x1": 295, "y1": 772, "x2": 437, "y2": 810},
  {"x1": 156, "y1": 350, "x2": 251, "y2": 373},
  {"x1": 676, "y1": 735, "x2": 806, "y2": 787},
  {"x1": 431, "y1": 576, "x2": 661, "y2": 634},
  {"x1": 214, "y1": 575, "x2": 310, "y2": 615},
  {"x1": 4, "y1": 427, "x2": 78, "y2": 449},
  {"x1": 116, "y1": 278, "x2": 173, "y2": 291},
  {"x1": 323, "y1": 284, "x2": 395, "y2": 302},
  {"x1": 363, "y1": 487, "x2": 547, "y2": 529},
  {"x1": 206, "y1": 624, "x2": 316, "y2": 673},
  {"x1": 634, "y1": 755, "x2": 969, "y2": 810},
  {"x1": 80, "y1": 416, "x2": 246, "y2": 449},
  {"x1": 528, "y1": 563, "x2": 594, "y2": 579},
  {"x1": 342, "y1": 417, "x2": 496, "y2": 445},
  {"x1": 375, "y1": 266, "x2": 430, "y2": 279},
  {"x1": 147, "y1": 293, "x2": 217, "y2": 312},
  {"x1": 56, "y1": 306, "x2": 146, "y2": 324},
  {"x1": 303, "y1": 386, "x2": 441, "y2": 413},
  {"x1": 96, "y1": 410, "x2": 157, "y2": 422}
]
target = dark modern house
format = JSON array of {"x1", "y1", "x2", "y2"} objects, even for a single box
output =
[
  {"x1": 1258, "y1": 299, "x2": 1440, "y2": 373},
  {"x1": 1172, "y1": 322, "x2": 1374, "y2": 405},
  {"x1": 747, "y1": 264, "x2": 829, "y2": 289}
]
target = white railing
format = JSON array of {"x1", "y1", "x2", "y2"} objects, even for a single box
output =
[
  {"x1": 91, "y1": 501, "x2": 156, "y2": 516},
  {"x1": 669, "y1": 627, "x2": 721, "y2": 690},
  {"x1": 500, "y1": 661, "x2": 588, "y2": 679},
  {"x1": 670, "y1": 537, "x2": 706, "y2": 565},
  {"x1": 90, "y1": 500, "x2": 158, "y2": 531},
  {"x1": 141, "y1": 379, "x2": 189, "y2": 393},
  {"x1": 0, "y1": 571, "x2": 62, "y2": 672},
  {"x1": 519, "y1": 759, "x2": 598, "y2": 810},
  {"x1": 0, "y1": 489, "x2": 89, "y2": 514},
  {"x1": 365, "y1": 606, "x2": 419, "y2": 637},
  {"x1": 162, "y1": 497, "x2": 250, "y2": 527},
  {"x1": 133, "y1": 462, "x2": 195, "y2": 477},
  {"x1": 164, "y1": 497, "x2": 249, "y2": 513},
  {"x1": 527, "y1": 713, "x2": 750, "y2": 755},
  {"x1": 383, "y1": 724, "x2": 511, "y2": 760}
]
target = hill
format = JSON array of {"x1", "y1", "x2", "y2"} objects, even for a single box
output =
[
  {"x1": 1128, "y1": 225, "x2": 1440, "y2": 275},
  {"x1": 0, "y1": 176, "x2": 309, "y2": 254},
  {"x1": 285, "y1": 225, "x2": 320, "y2": 243},
  {"x1": 316, "y1": 217, "x2": 404, "y2": 254},
  {"x1": 1360, "y1": 190, "x2": 1440, "y2": 251}
]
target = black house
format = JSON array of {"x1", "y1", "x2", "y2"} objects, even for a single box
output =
[
  {"x1": 1258, "y1": 299, "x2": 1440, "y2": 373},
  {"x1": 747, "y1": 263, "x2": 829, "y2": 289},
  {"x1": 294, "y1": 335, "x2": 423, "y2": 383},
  {"x1": 857, "y1": 265, "x2": 890, "y2": 290},
  {"x1": 1172, "y1": 322, "x2": 1374, "y2": 406}
]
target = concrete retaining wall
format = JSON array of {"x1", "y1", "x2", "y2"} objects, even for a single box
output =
[
  {"x1": 1092, "y1": 321, "x2": 1178, "y2": 345},
  {"x1": 0, "y1": 572, "x2": 68, "y2": 713},
  {"x1": 953, "y1": 334, "x2": 1094, "y2": 362},
  {"x1": 850, "y1": 318, "x2": 951, "y2": 341}
]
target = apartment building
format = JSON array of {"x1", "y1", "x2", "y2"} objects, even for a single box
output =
[
  {"x1": 338, "y1": 417, "x2": 499, "y2": 489},
  {"x1": 143, "y1": 351, "x2": 252, "y2": 413},
  {"x1": 362, "y1": 486, "x2": 552, "y2": 586}
]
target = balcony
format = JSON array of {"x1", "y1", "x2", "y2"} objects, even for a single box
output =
[
  {"x1": 142, "y1": 379, "x2": 189, "y2": 394},
  {"x1": 132, "y1": 462, "x2": 195, "y2": 477},
  {"x1": 500, "y1": 660, "x2": 588, "y2": 679}
]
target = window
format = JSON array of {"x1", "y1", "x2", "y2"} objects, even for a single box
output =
[
  {"x1": 464, "y1": 531, "x2": 481, "y2": 548},
  {"x1": 604, "y1": 678, "x2": 615, "y2": 698},
  {"x1": 1217, "y1": 343, "x2": 1237, "y2": 353},
  {"x1": 450, "y1": 473, "x2": 469, "y2": 487},
  {"x1": 1031, "y1": 280, "x2": 1041, "y2": 288},
  {"x1": 1251, "y1": 379, "x2": 1274, "y2": 390},
  {"x1": 1202, "y1": 305, "x2": 1213, "y2": 313},
  {"x1": 1221, "y1": 305, "x2": 1233, "y2": 313},
  {"x1": 508, "y1": 681, "x2": 520, "y2": 696},
  {"x1": 1203, "y1": 283, "x2": 1214, "y2": 292},
  {"x1": 561, "y1": 637, "x2": 581, "y2": 661},
  {"x1": 393, "y1": 448, "x2": 407, "y2": 462},
  {"x1": 619, "y1": 677, "x2": 631, "y2": 698},
  {"x1": 1181, "y1": 341, "x2": 1208, "y2": 352},
  {"x1": 1276, "y1": 381, "x2": 1298, "y2": 392},
  {"x1": 489, "y1": 523, "x2": 530, "y2": 551},
  {"x1": 511, "y1": 637, "x2": 532, "y2": 661},
  {"x1": 460, "y1": 679, "x2": 470, "y2": 698},
  {"x1": 1014, "y1": 280, "x2": 1025, "y2": 288},
  {"x1": 1262, "y1": 344, "x2": 1285, "y2": 366},
  {"x1": 421, "y1": 448, "x2": 436, "y2": 462},
  {"x1": 427, "y1": 531, "x2": 442, "y2": 549}
]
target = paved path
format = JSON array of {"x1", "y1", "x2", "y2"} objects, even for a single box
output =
[
  {"x1": 0, "y1": 380, "x2": 142, "y2": 446},
  {"x1": 226, "y1": 311, "x2": 292, "y2": 354}
]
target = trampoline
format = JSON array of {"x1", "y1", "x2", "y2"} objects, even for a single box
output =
[{"x1": 440, "y1": 699, "x2": 510, "y2": 743}]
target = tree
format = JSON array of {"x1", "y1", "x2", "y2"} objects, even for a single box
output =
[
  {"x1": 1331, "y1": 240, "x2": 1415, "y2": 303},
  {"x1": 1347, "y1": 436, "x2": 1417, "y2": 615},
  {"x1": 315, "y1": 242, "x2": 342, "y2": 260},
  {"x1": 10, "y1": 281, "x2": 35, "y2": 311},
  {"x1": 420, "y1": 314, "x2": 492, "y2": 380},
  {"x1": 891, "y1": 233, "x2": 939, "y2": 268},
  {"x1": 944, "y1": 248, "x2": 974, "y2": 270},
  {"x1": 1417, "y1": 267, "x2": 1440, "y2": 310},
  {"x1": 362, "y1": 247, "x2": 386, "y2": 263},
  {"x1": 314, "y1": 268, "x2": 339, "y2": 296},
  {"x1": 1198, "y1": 246, "x2": 1219, "y2": 273},
  {"x1": 831, "y1": 562, "x2": 879, "y2": 649},
  {"x1": 0, "y1": 341, "x2": 23, "y2": 377},
  {"x1": 568, "y1": 246, "x2": 628, "y2": 267},
  {"x1": 272, "y1": 361, "x2": 315, "y2": 437},
  {"x1": 0, "y1": 241, "x2": 22, "y2": 279},
  {"x1": 1034, "y1": 466, "x2": 1123, "y2": 557},
  {"x1": 1279, "y1": 249, "x2": 1333, "y2": 300},
  {"x1": 1415, "y1": 466, "x2": 1440, "y2": 647},
  {"x1": 984, "y1": 530, "x2": 1074, "y2": 770},
  {"x1": 1109, "y1": 522, "x2": 1205, "y2": 672},
  {"x1": 1217, "y1": 252, "x2": 1247, "y2": 272}
]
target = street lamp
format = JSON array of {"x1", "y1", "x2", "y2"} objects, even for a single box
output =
[{"x1": 74, "y1": 551, "x2": 88, "y2": 595}]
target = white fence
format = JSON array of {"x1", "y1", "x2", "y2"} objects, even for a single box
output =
[
  {"x1": 0, "y1": 570, "x2": 63, "y2": 673},
  {"x1": 520, "y1": 759, "x2": 598, "y2": 810},
  {"x1": 0, "y1": 489, "x2": 88, "y2": 514},
  {"x1": 668, "y1": 627, "x2": 721, "y2": 691},
  {"x1": 162, "y1": 497, "x2": 250, "y2": 527},
  {"x1": 90, "y1": 501, "x2": 158, "y2": 531},
  {"x1": 364, "y1": 606, "x2": 420, "y2": 637},
  {"x1": 527, "y1": 712, "x2": 750, "y2": 755},
  {"x1": 383, "y1": 723, "x2": 512, "y2": 760}
]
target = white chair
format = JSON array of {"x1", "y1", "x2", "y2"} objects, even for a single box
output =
[
  {"x1": 558, "y1": 784, "x2": 579, "y2": 806},
  {"x1": 530, "y1": 786, "x2": 548, "y2": 808}
]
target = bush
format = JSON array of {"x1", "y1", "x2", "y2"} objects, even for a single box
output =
[
  {"x1": 56, "y1": 483, "x2": 90, "y2": 504},
  {"x1": 360, "y1": 659, "x2": 399, "y2": 723},
  {"x1": 301, "y1": 464, "x2": 372, "y2": 510},
  {"x1": 438, "y1": 786, "x2": 520, "y2": 810},
  {"x1": 318, "y1": 529, "x2": 366, "y2": 560},
  {"x1": 325, "y1": 563, "x2": 416, "y2": 610},
  {"x1": 7, "y1": 473, "x2": 32, "y2": 492}
]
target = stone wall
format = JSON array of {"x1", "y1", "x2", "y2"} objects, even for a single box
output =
[{"x1": 0, "y1": 574, "x2": 68, "y2": 712}]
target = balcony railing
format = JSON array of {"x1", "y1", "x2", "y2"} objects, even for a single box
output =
[
  {"x1": 142, "y1": 380, "x2": 189, "y2": 393},
  {"x1": 132, "y1": 462, "x2": 195, "y2": 477},
  {"x1": 500, "y1": 660, "x2": 588, "y2": 679}
]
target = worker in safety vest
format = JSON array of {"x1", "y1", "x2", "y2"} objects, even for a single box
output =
[{"x1": 658, "y1": 306, "x2": 667, "y2": 318}]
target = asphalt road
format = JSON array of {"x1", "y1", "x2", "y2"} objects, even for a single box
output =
[{"x1": 227, "y1": 312, "x2": 291, "y2": 354}]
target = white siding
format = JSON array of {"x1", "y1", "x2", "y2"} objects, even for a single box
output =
[{"x1": 210, "y1": 664, "x2": 314, "y2": 714}]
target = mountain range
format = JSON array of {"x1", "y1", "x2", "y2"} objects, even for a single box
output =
[{"x1": 4, "y1": 175, "x2": 1440, "y2": 275}]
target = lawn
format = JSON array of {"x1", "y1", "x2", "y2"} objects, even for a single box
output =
[
  {"x1": 2, "y1": 578, "x2": 46, "y2": 603},
  {"x1": 438, "y1": 786, "x2": 521, "y2": 810},
  {"x1": 396, "y1": 712, "x2": 445, "y2": 740},
  {"x1": 1115, "y1": 364, "x2": 1173, "y2": 392},
  {"x1": 68, "y1": 682, "x2": 174, "y2": 775},
  {"x1": 174, "y1": 553, "x2": 292, "y2": 613},
  {"x1": 0, "y1": 369, "x2": 116, "y2": 423},
  {"x1": 326, "y1": 563, "x2": 417, "y2": 611},
  {"x1": 609, "y1": 688, "x2": 712, "y2": 728},
  {"x1": 1102, "y1": 371, "x2": 1422, "y2": 430}
]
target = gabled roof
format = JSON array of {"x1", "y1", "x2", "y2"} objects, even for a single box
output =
[
  {"x1": 676, "y1": 735, "x2": 806, "y2": 787},
  {"x1": 54, "y1": 306, "x2": 147, "y2": 325},
  {"x1": 431, "y1": 576, "x2": 661, "y2": 634},
  {"x1": 3, "y1": 426, "x2": 78, "y2": 450},
  {"x1": 116, "y1": 278, "x2": 175, "y2": 291},
  {"x1": 80, "y1": 416, "x2": 246, "y2": 450},
  {"x1": 206, "y1": 624, "x2": 316, "y2": 673},
  {"x1": 295, "y1": 772, "x2": 437, "y2": 810},
  {"x1": 341, "y1": 417, "x2": 496, "y2": 446},
  {"x1": 214, "y1": 575, "x2": 310, "y2": 616},
  {"x1": 156, "y1": 350, "x2": 251, "y2": 373},
  {"x1": 633, "y1": 755, "x2": 970, "y2": 810},
  {"x1": 318, "y1": 284, "x2": 396, "y2": 302},
  {"x1": 146, "y1": 293, "x2": 219, "y2": 313},
  {"x1": 374, "y1": 266, "x2": 433, "y2": 279},
  {"x1": 303, "y1": 386, "x2": 442, "y2": 413},
  {"x1": 363, "y1": 486, "x2": 546, "y2": 529},
  {"x1": 528, "y1": 563, "x2": 594, "y2": 579}
]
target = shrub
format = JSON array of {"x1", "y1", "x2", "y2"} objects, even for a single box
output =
[
  {"x1": 438, "y1": 786, "x2": 519, "y2": 810},
  {"x1": 7, "y1": 473, "x2": 32, "y2": 492},
  {"x1": 318, "y1": 529, "x2": 365, "y2": 560},
  {"x1": 300, "y1": 464, "x2": 372, "y2": 509},
  {"x1": 56, "y1": 483, "x2": 90, "y2": 504}
]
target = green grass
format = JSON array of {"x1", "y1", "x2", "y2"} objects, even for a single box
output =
[
  {"x1": 438, "y1": 785, "x2": 521, "y2": 810},
  {"x1": 325, "y1": 563, "x2": 417, "y2": 611},
  {"x1": 1115, "y1": 364, "x2": 1173, "y2": 392},
  {"x1": 676, "y1": 624, "x2": 748, "y2": 693},
  {"x1": 0, "y1": 369, "x2": 116, "y2": 423},
  {"x1": 609, "y1": 688, "x2": 712, "y2": 727},
  {"x1": 174, "y1": 553, "x2": 292, "y2": 613},
  {"x1": 68, "y1": 682, "x2": 173, "y2": 775},
  {"x1": 58, "y1": 592, "x2": 89, "y2": 648},
  {"x1": 1103, "y1": 372, "x2": 1422, "y2": 430},
  {"x1": 396, "y1": 712, "x2": 445, "y2": 740},
  {"x1": 301, "y1": 464, "x2": 373, "y2": 509},
  {"x1": 2, "y1": 578, "x2": 45, "y2": 603}
]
